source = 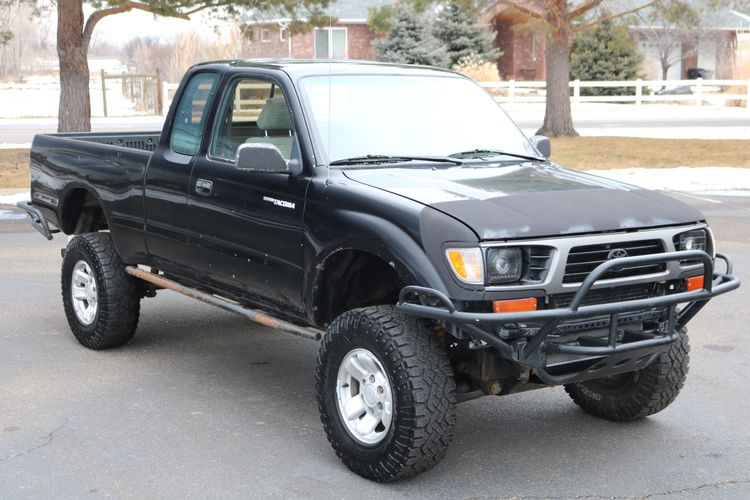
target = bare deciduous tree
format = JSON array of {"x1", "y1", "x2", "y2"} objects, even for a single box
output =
[
  {"x1": 494, "y1": 0, "x2": 661, "y2": 137},
  {"x1": 123, "y1": 26, "x2": 245, "y2": 83},
  {"x1": 7, "y1": 0, "x2": 329, "y2": 132},
  {"x1": 633, "y1": 0, "x2": 704, "y2": 80},
  {"x1": 0, "y1": 1, "x2": 45, "y2": 80}
]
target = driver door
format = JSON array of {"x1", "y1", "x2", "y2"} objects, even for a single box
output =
[{"x1": 186, "y1": 75, "x2": 310, "y2": 318}]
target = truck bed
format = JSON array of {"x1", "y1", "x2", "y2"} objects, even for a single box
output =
[
  {"x1": 29, "y1": 130, "x2": 162, "y2": 263},
  {"x1": 51, "y1": 131, "x2": 161, "y2": 152}
]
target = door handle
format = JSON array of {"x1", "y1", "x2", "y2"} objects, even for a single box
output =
[{"x1": 195, "y1": 178, "x2": 213, "y2": 196}]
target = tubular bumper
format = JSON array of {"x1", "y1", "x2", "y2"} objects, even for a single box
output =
[
  {"x1": 17, "y1": 201, "x2": 59, "y2": 240},
  {"x1": 396, "y1": 250, "x2": 740, "y2": 385}
]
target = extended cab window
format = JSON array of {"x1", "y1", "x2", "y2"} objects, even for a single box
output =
[
  {"x1": 170, "y1": 73, "x2": 219, "y2": 156},
  {"x1": 210, "y1": 78, "x2": 295, "y2": 161}
]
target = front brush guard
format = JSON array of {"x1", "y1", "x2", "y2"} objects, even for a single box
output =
[{"x1": 396, "y1": 250, "x2": 739, "y2": 385}]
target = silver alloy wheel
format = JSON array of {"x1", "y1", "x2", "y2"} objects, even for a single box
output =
[
  {"x1": 71, "y1": 260, "x2": 98, "y2": 325},
  {"x1": 336, "y1": 348, "x2": 394, "y2": 445}
]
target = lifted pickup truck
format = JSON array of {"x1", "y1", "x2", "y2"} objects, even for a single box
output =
[{"x1": 19, "y1": 60, "x2": 739, "y2": 482}]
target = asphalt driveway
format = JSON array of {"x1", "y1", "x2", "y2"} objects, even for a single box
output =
[{"x1": 1, "y1": 193, "x2": 748, "y2": 499}]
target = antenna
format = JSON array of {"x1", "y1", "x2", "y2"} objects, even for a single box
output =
[{"x1": 325, "y1": 5, "x2": 333, "y2": 186}]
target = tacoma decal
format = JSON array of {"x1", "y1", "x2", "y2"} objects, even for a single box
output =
[{"x1": 263, "y1": 196, "x2": 295, "y2": 210}]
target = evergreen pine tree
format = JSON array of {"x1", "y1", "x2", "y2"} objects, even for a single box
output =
[
  {"x1": 570, "y1": 19, "x2": 643, "y2": 96},
  {"x1": 433, "y1": 3, "x2": 498, "y2": 68},
  {"x1": 373, "y1": 7, "x2": 450, "y2": 68}
]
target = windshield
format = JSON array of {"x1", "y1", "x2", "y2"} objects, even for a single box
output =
[{"x1": 299, "y1": 74, "x2": 539, "y2": 164}]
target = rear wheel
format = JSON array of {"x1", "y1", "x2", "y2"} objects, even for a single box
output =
[
  {"x1": 564, "y1": 331, "x2": 690, "y2": 422},
  {"x1": 316, "y1": 306, "x2": 456, "y2": 482},
  {"x1": 61, "y1": 233, "x2": 140, "y2": 349}
]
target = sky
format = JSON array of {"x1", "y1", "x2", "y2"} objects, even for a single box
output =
[
  {"x1": 81, "y1": 9, "x2": 225, "y2": 46},
  {"x1": 94, "y1": 11, "x2": 201, "y2": 44}
]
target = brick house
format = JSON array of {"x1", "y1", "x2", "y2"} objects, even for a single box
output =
[
  {"x1": 241, "y1": 0, "x2": 390, "y2": 60},
  {"x1": 481, "y1": 3, "x2": 546, "y2": 81},
  {"x1": 481, "y1": 1, "x2": 750, "y2": 81},
  {"x1": 241, "y1": 1, "x2": 748, "y2": 82},
  {"x1": 630, "y1": 8, "x2": 750, "y2": 80}
]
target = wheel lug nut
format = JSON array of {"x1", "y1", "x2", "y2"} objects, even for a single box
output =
[
  {"x1": 377, "y1": 386, "x2": 383, "y2": 394},
  {"x1": 369, "y1": 375, "x2": 375, "y2": 383},
  {"x1": 377, "y1": 402, "x2": 383, "y2": 410}
]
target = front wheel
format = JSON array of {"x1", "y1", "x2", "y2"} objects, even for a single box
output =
[
  {"x1": 316, "y1": 306, "x2": 456, "y2": 482},
  {"x1": 564, "y1": 331, "x2": 690, "y2": 422}
]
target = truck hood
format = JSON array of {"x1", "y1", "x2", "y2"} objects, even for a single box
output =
[{"x1": 343, "y1": 163, "x2": 704, "y2": 240}]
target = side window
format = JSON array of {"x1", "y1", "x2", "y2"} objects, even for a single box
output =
[
  {"x1": 210, "y1": 78, "x2": 296, "y2": 161},
  {"x1": 314, "y1": 28, "x2": 347, "y2": 59},
  {"x1": 170, "y1": 72, "x2": 219, "y2": 156}
]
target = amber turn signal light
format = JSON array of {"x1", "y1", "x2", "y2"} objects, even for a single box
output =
[
  {"x1": 493, "y1": 297, "x2": 538, "y2": 313},
  {"x1": 686, "y1": 276, "x2": 705, "y2": 291}
]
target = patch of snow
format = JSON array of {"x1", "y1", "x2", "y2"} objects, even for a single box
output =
[
  {"x1": 0, "y1": 65, "x2": 147, "y2": 119},
  {"x1": 0, "y1": 191, "x2": 30, "y2": 205},
  {"x1": 0, "y1": 143, "x2": 31, "y2": 149},
  {"x1": 0, "y1": 208, "x2": 26, "y2": 221},
  {"x1": 587, "y1": 167, "x2": 750, "y2": 196},
  {"x1": 520, "y1": 127, "x2": 750, "y2": 140},
  {"x1": 576, "y1": 127, "x2": 750, "y2": 140}
]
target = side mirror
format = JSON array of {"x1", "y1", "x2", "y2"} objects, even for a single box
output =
[
  {"x1": 531, "y1": 135, "x2": 551, "y2": 159},
  {"x1": 235, "y1": 143, "x2": 289, "y2": 174}
]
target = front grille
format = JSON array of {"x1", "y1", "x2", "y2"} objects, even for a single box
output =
[
  {"x1": 563, "y1": 239, "x2": 665, "y2": 284},
  {"x1": 526, "y1": 246, "x2": 554, "y2": 282},
  {"x1": 550, "y1": 283, "x2": 656, "y2": 308}
]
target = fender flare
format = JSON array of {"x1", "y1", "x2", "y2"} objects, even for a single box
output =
[
  {"x1": 58, "y1": 182, "x2": 112, "y2": 235},
  {"x1": 305, "y1": 211, "x2": 451, "y2": 324}
]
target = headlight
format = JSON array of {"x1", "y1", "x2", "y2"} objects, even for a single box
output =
[
  {"x1": 445, "y1": 247, "x2": 484, "y2": 285},
  {"x1": 676, "y1": 229, "x2": 707, "y2": 252},
  {"x1": 486, "y1": 247, "x2": 523, "y2": 284}
]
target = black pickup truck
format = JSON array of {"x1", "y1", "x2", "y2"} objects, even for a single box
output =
[{"x1": 18, "y1": 60, "x2": 739, "y2": 482}]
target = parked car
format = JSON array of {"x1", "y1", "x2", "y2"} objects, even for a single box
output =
[
  {"x1": 687, "y1": 67, "x2": 713, "y2": 79},
  {"x1": 18, "y1": 60, "x2": 739, "y2": 482}
]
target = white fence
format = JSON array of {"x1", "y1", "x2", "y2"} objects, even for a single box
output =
[
  {"x1": 162, "y1": 81, "x2": 275, "y2": 119},
  {"x1": 161, "y1": 78, "x2": 750, "y2": 115},
  {"x1": 479, "y1": 78, "x2": 750, "y2": 107},
  {"x1": 162, "y1": 82, "x2": 179, "y2": 114}
]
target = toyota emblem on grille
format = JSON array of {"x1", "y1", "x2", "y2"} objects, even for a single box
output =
[{"x1": 607, "y1": 248, "x2": 628, "y2": 260}]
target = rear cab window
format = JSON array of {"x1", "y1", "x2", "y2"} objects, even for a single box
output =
[{"x1": 170, "y1": 72, "x2": 220, "y2": 156}]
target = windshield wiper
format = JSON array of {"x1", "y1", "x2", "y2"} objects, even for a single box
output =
[
  {"x1": 329, "y1": 154, "x2": 463, "y2": 166},
  {"x1": 449, "y1": 149, "x2": 544, "y2": 162}
]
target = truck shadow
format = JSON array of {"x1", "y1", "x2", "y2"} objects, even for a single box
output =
[{"x1": 124, "y1": 299, "x2": 681, "y2": 493}]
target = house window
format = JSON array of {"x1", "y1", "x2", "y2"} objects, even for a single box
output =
[
  {"x1": 280, "y1": 27, "x2": 288, "y2": 42},
  {"x1": 314, "y1": 28, "x2": 347, "y2": 59},
  {"x1": 260, "y1": 29, "x2": 271, "y2": 43}
]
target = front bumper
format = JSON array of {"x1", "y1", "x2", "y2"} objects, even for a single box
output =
[{"x1": 396, "y1": 250, "x2": 739, "y2": 385}]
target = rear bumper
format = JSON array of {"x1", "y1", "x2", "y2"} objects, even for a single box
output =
[
  {"x1": 16, "y1": 201, "x2": 58, "y2": 240},
  {"x1": 396, "y1": 250, "x2": 740, "y2": 385}
]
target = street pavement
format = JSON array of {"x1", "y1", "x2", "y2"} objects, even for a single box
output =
[
  {"x1": 2, "y1": 104, "x2": 749, "y2": 145},
  {"x1": 0, "y1": 194, "x2": 749, "y2": 499}
]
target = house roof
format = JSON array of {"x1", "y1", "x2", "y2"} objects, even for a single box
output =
[
  {"x1": 617, "y1": 0, "x2": 750, "y2": 31},
  {"x1": 483, "y1": 0, "x2": 750, "y2": 31},
  {"x1": 685, "y1": 8, "x2": 750, "y2": 30},
  {"x1": 243, "y1": 0, "x2": 394, "y2": 25}
]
